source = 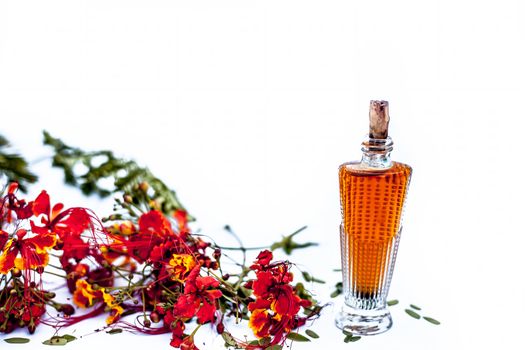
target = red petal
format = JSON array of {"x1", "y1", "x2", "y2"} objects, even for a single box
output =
[
  {"x1": 8, "y1": 183, "x2": 18, "y2": 194},
  {"x1": 273, "y1": 285, "x2": 300, "y2": 316},
  {"x1": 196, "y1": 300, "x2": 216, "y2": 324},
  {"x1": 51, "y1": 203, "x2": 64, "y2": 220},
  {"x1": 53, "y1": 208, "x2": 91, "y2": 238},
  {"x1": 138, "y1": 210, "x2": 173, "y2": 237},
  {"x1": 195, "y1": 275, "x2": 219, "y2": 290},
  {"x1": 32, "y1": 190, "x2": 50, "y2": 218},
  {"x1": 25, "y1": 232, "x2": 57, "y2": 254},
  {"x1": 0, "y1": 230, "x2": 8, "y2": 248}
]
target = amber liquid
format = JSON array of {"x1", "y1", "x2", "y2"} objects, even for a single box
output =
[{"x1": 339, "y1": 161, "x2": 412, "y2": 298}]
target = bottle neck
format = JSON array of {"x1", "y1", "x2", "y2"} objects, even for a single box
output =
[{"x1": 360, "y1": 136, "x2": 394, "y2": 169}]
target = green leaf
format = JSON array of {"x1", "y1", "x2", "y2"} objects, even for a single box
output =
[
  {"x1": 405, "y1": 309, "x2": 421, "y2": 319},
  {"x1": 305, "y1": 329, "x2": 319, "y2": 339},
  {"x1": 106, "y1": 328, "x2": 123, "y2": 334},
  {"x1": 344, "y1": 335, "x2": 361, "y2": 343},
  {"x1": 287, "y1": 332, "x2": 311, "y2": 342},
  {"x1": 0, "y1": 134, "x2": 38, "y2": 192},
  {"x1": 42, "y1": 337, "x2": 68, "y2": 346},
  {"x1": 423, "y1": 316, "x2": 441, "y2": 325},
  {"x1": 387, "y1": 299, "x2": 399, "y2": 306},
  {"x1": 410, "y1": 304, "x2": 421, "y2": 310},
  {"x1": 42, "y1": 130, "x2": 193, "y2": 220},
  {"x1": 4, "y1": 337, "x2": 30, "y2": 344}
]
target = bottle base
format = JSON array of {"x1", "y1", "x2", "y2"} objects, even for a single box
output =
[{"x1": 335, "y1": 304, "x2": 392, "y2": 336}]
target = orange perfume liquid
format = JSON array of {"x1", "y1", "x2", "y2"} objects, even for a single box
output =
[{"x1": 339, "y1": 161, "x2": 411, "y2": 297}]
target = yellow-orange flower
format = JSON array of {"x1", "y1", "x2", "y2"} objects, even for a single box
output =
[
  {"x1": 0, "y1": 229, "x2": 57, "y2": 274},
  {"x1": 248, "y1": 309, "x2": 271, "y2": 338},
  {"x1": 102, "y1": 290, "x2": 124, "y2": 325},
  {"x1": 168, "y1": 253, "x2": 196, "y2": 282},
  {"x1": 73, "y1": 280, "x2": 102, "y2": 308}
]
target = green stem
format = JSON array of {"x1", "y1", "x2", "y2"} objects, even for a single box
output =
[
  {"x1": 43, "y1": 270, "x2": 67, "y2": 279},
  {"x1": 218, "y1": 246, "x2": 270, "y2": 251}
]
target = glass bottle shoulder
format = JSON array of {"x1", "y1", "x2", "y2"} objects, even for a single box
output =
[{"x1": 339, "y1": 161, "x2": 412, "y2": 177}]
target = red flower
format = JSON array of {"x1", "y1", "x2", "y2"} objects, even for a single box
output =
[
  {"x1": 110, "y1": 210, "x2": 184, "y2": 264},
  {"x1": 29, "y1": 190, "x2": 93, "y2": 263},
  {"x1": 1, "y1": 184, "x2": 33, "y2": 227},
  {"x1": 31, "y1": 191, "x2": 92, "y2": 239},
  {"x1": 174, "y1": 266, "x2": 222, "y2": 324}
]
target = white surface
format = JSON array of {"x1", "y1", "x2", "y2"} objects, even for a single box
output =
[{"x1": 1, "y1": 1, "x2": 524, "y2": 349}]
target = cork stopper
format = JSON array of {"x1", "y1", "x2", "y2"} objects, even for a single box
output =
[{"x1": 368, "y1": 100, "x2": 390, "y2": 139}]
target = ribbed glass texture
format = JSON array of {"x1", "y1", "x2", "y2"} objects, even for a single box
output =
[{"x1": 339, "y1": 161, "x2": 411, "y2": 313}]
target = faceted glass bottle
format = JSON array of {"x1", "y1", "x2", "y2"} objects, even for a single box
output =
[{"x1": 335, "y1": 118, "x2": 412, "y2": 335}]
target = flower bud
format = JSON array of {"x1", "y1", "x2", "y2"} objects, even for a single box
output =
[
  {"x1": 139, "y1": 182, "x2": 149, "y2": 192},
  {"x1": 143, "y1": 319, "x2": 151, "y2": 328},
  {"x1": 28, "y1": 321, "x2": 36, "y2": 334},
  {"x1": 11, "y1": 268, "x2": 22, "y2": 278},
  {"x1": 123, "y1": 195, "x2": 133, "y2": 204},
  {"x1": 216, "y1": 322, "x2": 225, "y2": 334},
  {"x1": 59, "y1": 304, "x2": 75, "y2": 316},
  {"x1": 149, "y1": 312, "x2": 160, "y2": 323}
]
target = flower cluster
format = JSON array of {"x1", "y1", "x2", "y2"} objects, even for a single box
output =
[
  {"x1": 246, "y1": 250, "x2": 313, "y2": 347},
  {"x1": 0, "y1": 182, "x2": 321, "y2": 349},
  {"x1": 0, "y1": 183, "x2": 96, "y2": 333}
]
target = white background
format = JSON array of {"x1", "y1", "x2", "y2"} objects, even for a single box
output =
[{"x1": 1, "y1": 1, "x2": 524, "y2": 349}]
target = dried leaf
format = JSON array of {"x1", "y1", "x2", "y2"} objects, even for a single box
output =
[
  {"x1": 287, "y1": 332, "x2": 310, "y2": 342},
  {"x1": 342, "y1": 329, "x2": 353, "y2": 337},
  {"x1": 61, "y1": 335, "x2": 76, "y2": 343},
  {"x1": 410, "y1": 304, "x2": 421, "y2": 310},
  {"x1": 221, "y1": 332, "x2": 239, "y2": 347},
  {"x1": 42, "y1": 336, "x2": 68, "y2": 346},
  {"x1": 405, "y1": 309, "x2": 421, "y2": 319},
  {"x1": 106, "y1": 328, "x2": 123, "y2": 335},
  {"x1": 423, "y1": 316, "x2": 441, "y2": 325},
  {"x1": 330, "y1": 290, "x2": 341, "y2": 298},
  {"x1": 4, "y1": 337, "x2": 30, "y2": 344},
  {"x1": 305, "y1": 329, "x2": 319, "y2": 339},
  {"x1": 344, "y1": 335, "x2": 361, "y2": 343}
]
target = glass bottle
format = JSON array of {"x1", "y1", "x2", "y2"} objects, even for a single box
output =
[{"x1": 335, "y1": 100, "x2": 412, "y2": 335}]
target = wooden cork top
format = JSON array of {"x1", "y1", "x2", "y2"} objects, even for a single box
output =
[{"x1": 369, "y1": 100, "x2": 390, "y2": 139}]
